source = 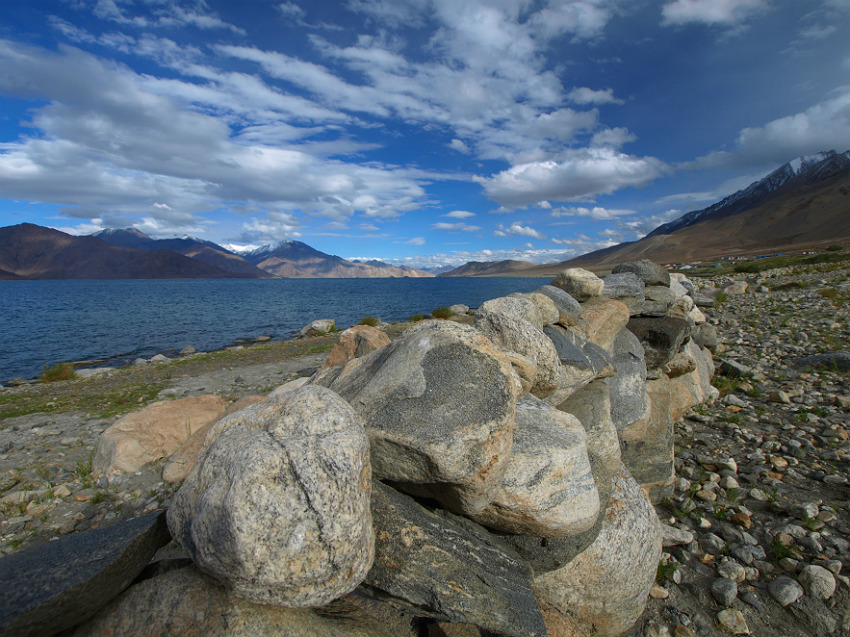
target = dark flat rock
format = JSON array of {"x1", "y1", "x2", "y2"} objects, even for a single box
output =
[
  {"x1": 0, "y1": 510, "x2": 170, "y2": 637},
  {"x1": 366, "y1": 481, "x2": 547, "y2": 637},
  {"x1": 793, "y1": 350, "x2": 850, "y2": 371}
]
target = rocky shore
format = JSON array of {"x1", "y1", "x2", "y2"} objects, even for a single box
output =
[{"x1": 0, "y1": 260, "x2": 848, "y2": 637}]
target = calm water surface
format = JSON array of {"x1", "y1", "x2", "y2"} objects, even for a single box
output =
[{"x1": 0, "y1": 277, "x2": 550, "y2": 381}]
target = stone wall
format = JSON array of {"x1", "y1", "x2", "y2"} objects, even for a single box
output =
[{"x1": 6, "y1": 260, "x2": 718, "y2": 637}]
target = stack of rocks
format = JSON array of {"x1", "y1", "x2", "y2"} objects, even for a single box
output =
[{"x1": 7, "y1": 260, "x2": 718, "y2": 637}]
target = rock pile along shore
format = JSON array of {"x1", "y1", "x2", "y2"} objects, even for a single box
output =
[{"x1": 1, "y1": 258, "x2": 848, "y2": 637}]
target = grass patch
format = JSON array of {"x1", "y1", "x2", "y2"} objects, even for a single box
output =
[
  {"x1": 40, "y1": 362, "x2": 77, "y2": 383},
  {"x1": 431, "y1": 306, "x2": 454, "y2": 320},
  {"x1": 409, "y1": 313, "x2": 425, "y2": 322},
  {"x1": 358, "y1": 316, "x2": 380, "y2": 327},
  {"x1": 656, "y1": 558, "x2": 678, "y2": 584},
  {"x1": 0, "y1": 381, "x2": 166, "y2": 421}
]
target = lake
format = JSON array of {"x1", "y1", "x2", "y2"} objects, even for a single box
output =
[{"x1": 0, "y1": 277, "x2": 551, "y2": 382}]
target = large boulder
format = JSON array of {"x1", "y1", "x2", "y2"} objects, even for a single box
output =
[
  {"x1": 300, "y1": 318, "x2": 336, "y2": 337},
  {"x1": 93, "y1": 396, "x2": 229, "y2": 477},
  {"x1": 544, "y1": 325, "x2": 614, "y2": 386},
  {"x1": 167, "y1": 385, "x2": 374, "y2": 607},
  {"x1": 551, "y1": 268, "x2": 604, "y2": 302},
  {"x1": 471, "y1": 395, "x2": 599, "y2": 538},
  {"x1": 0, "y1": 511, "x2": 170, "y2": 637},
  {"x1": 534, "y1": 467, "x2": 662, "y2": 637},
  {"x1": 161, "y1": 395, "x2": 265, "y2": 485},
  {"x1": 505, "y1": 293, "x2": 561, "y2": 328},
  {"x1": 611, "y1": 259, "x2": 670, "y2": 287},
  {"x1": 605, "y1": 328, "x2": 649, "y2": 432},
  {"x1": 474, "y1": 303, "x2": 562, "y2": 402},
  {"x1": 576, "y1": 297, "x2": 630, "y2": 352},
  {"x1": 68, "y1": 565, "x2": 397, "y2": 637},
  {"x1": 626, "y1": 316, "x2": 692, "y2": 370},
  {"x1": 504, "y1": 381, "x2": 619, "y2": 574},
  {"x1": 641, "y1": 285, "x2": 677, "y2": 317},
  {"x1": 535, "y1": 285, "x2": 582, "y2": 325},
  {"x1": 556, "y1": 381, "x2": 621, "y2": 511},
  {"x1": 367, "y1": 481, "x2": 547, "y2": 637},
  {"x1": 312, "y1": 321, "x2": 520, "y2": 515},
  {"x1": 324, "y1": 325, "x2": 391, "y2": 368},
  {"x1": 619, "y1": 376, "x2": 692, "y2": 502},
  {"x1": 602, "y1": 272, "x2": 645, "y2": 316}
]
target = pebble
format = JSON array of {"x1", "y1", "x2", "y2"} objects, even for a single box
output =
[
  {"x1": 711, "y1": 577, "x2": 738, "y2": 606},
  {"x1": 717, "y1": 560, "x2": 747, "y2": 583},
  {"x1": 798, "y1": 564, "x2": 836, "y2": 600},
  {"x1": 767, "y1": 576, "x2": 804, "y2": 607},
  {"x1": 716, "y1": 609, "x2": 749, "y2": 634}
]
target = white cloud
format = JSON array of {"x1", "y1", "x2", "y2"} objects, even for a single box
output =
[
  {"x1": 433, "y1": 221, "x2": 482, "y2": 232},
  {"x1": 449, "y1": 139, "x2": 471, "y2": 154},
  {"x1": 567, "y1": 87, "x2": 623, "y2": 105},
  {"x1": 494, "y1": 222, "x2": 545, "y2": 239},
  {"x1": 405, "y1": 236, "x2": 426, "y2": 245},
  {"x1": 688, "y1": 88, "x2": 850, "y2": 170},
  {"x1": 590, "y1": 127, "x2": 637, "y2": 148},
  {"x1": 661, "y1": 0, "x2": 768, "y2": 27},
  {"x1": 551, "y1": 205, "x2": 636, "y2": 219},
  {"x1": 444, "y1": 210, "x2": 475, "y2": 218},
  {"x1": 478, "y1": 148, "x2": 667, "y2": 208},
  {"x1": 0, "y1": 40, "x2": 432, "y2": 236}
]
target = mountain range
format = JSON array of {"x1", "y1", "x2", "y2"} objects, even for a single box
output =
[
  {"x1": 441, "y1": 149, "x2": 850, "y2": 276},
  {"x1": 2, "y1": 150, "x2": 847, "y2": 280},
  {"x1": 0, "y1": 226, "x2": 433, "y2": 280}
]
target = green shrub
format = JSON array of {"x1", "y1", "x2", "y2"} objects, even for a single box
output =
[
  {"x1": 826, "y1": 244, "x2": 843, "y2": 252},
  {"x1": 713, "y1": 291, "x2": 728, "y2": 310},
  {"x1": 431, "y1": 306, "x2": 454, "y2": 320},
  {"x1": 734, "y1": 262, "x2": 762, "y2": 274},
  {"x1": 358, "y1": 316, "x2": 380, "y2": 327},
  {"x1": 40, "y1": 362, "x2": 77, "y2": 382},
  {"x1": 409, "y1": 313, "x2": 425, "y2": 322}
]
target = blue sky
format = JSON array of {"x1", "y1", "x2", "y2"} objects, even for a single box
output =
[{"x1": 0, "y1": 0, "x2": 848, "y2": 269}]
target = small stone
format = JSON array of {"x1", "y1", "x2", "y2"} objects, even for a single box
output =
[
  {"x1": 739, "y1": 590, "x2": 765, "y2": 612},
  {"x1": 716, "y1": 609, "x2": 749, "y2": 634},
  {"x1": 53, "y1": 485, "x2": 72, "y2": 499},
  {"x1": 696, "y1": 489, "x2": 717, "y2": 502},
  {"x1": 730, "y1": 512, "x2": 752, "y2": 530},
  {"x1": 662, "y1": 524, "x2": 694, "y2": 547},
  {"x1": 798, "y1": 564, "x2": 836, "y2": 600},
  {"x1": 674, "y1": 624, "x2": 695, "y2": 637},
  {"x1": 711, "y1": 578, "x2": 738, "y2": 606},
  {"x1": 767, "y1": 576, "x2": 804, "y2": 607},
  {"x1": 650, "y1": 584, "x2": 670, "y2": 599},
  {"x1": 717, "y1": 560, "x2": 747, "y2": 583}
]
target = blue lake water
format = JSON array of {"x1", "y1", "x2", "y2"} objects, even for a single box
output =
[{"x1": 0, "y1": 277, "x2": 551, "y2": 382}]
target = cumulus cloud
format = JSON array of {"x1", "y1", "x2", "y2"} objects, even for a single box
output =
[
  {"x1": 433, "y1": 221, "x2": 482, "y2": 232},
  {"x1": 477, "y1": 148, "x2": 667, "y2": 208},
  {"x1": 567, "y1": 87, "x2": 623, "y2": 105},
  {"x1": 494, "y1": 222, "x2": 545, "y2": 239},
  {"x1": 444, "y1": 210, "x2": 476, "y2": 219},
  {"x1": 687, "y1": 89, "x2": 850, "y2": 171},
  {"x1": 661, "y1": 0, "x2": 768, "y2": 27},
  {"x1": 0, "y1": 40, "x2": 431, "y2": 235},
  {"x1": 551, "y1": 205, "x2": 636, "y2": 219},
  {"x1": 404, "y1": 236, "x2": 426, "y2": 245}
]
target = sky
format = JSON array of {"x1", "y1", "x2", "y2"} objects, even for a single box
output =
[{"x1": 0, "y1": 1, "x2": 848, "y2": 270}]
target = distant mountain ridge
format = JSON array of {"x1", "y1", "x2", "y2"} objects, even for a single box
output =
[
  {"x1": 647, "y1": 150, "x2": 850, "y2": 237},
  {"x1": 0, "y1": 224, "x2": 254, "y2": 280},
  {"x1": 242, "y1": 241, "x2": 433, "y2": 278},
  {"x1": 93, "y1": 228, "x2": 270, "y2": 277}
]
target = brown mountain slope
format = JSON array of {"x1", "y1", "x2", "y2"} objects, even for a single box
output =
[
  {"x1": 519, "y1": 167, "x2": 850, "y2": 275},
  {"x1": 440, "y1": 259, "x2": 538, "y2": 277},
  {"x1": 0, "y1": 224, "x2": 259, "y2": 280}
]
